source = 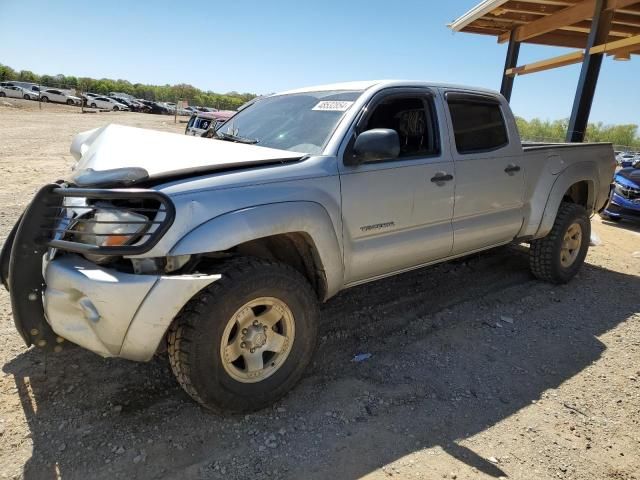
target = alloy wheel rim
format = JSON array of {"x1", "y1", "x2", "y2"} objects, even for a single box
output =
[
  {"x1": 220, "y1": 297, "x2": 295, "y2": 383},
  {"x1": 560, "y1": 222, "x2": 582, "y2": 268}
]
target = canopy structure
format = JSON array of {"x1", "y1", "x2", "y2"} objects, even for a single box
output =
[{"x1": 449, "y1": 0, "x2": 640, "y2": 141}]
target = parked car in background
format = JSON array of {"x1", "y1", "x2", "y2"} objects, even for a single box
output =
[
  {"x1": 81, "y1": 92, "x2": 100, "y2": 105},
  {"x1": 138, "y1": 99, "x2": 170, "y2": 114},
  {"x1": 601, "y1": 163, "x2": 640, "y2": 223},
  {"x1": 40, "y1": 89, "x2": 81, "y2": 105},
  {"x1": 109, "y1": 96, "x2": 145, "y2": 112},
  {"x1": 0, "y1": 81, "x2": 39, "y2": 92},
  {"x1": 616, "y1": 152, "x2": 638, "y2": 168},
  {"x1": 185, "y1": 110, "x2": 235, "y2": 136},
  {"x1": 0, "y1": 85, "x2": 38, "y2": 100},
  {"x1": 87, "y1": 96, "x2": 129, "y2": 110}
]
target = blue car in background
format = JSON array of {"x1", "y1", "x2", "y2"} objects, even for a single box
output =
[{"x1": 601, "y1": 165, "x2": 640, "y2": 223}]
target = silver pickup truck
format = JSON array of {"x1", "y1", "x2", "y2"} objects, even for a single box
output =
[{"x1": 1, "y1": 80, "x2": 615, "y2": 412}]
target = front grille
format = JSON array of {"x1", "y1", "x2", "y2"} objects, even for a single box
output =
[{"x1": 42, "y1": 186, "x2": 175, "y2": 256}]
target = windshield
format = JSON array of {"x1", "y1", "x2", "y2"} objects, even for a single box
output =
[{"x1": 215, "y1": 90, "x2": 362, "y2": 154}]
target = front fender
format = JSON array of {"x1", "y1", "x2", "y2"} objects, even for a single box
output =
[
  {"x1": 170, "y1": 201, "x2": 344, "y2": 299},
  {"x1": 535, "y1": 162, "x2": 598, "y2": 239}
]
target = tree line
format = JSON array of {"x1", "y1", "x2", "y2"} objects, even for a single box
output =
[
  {"x1": 2, "y1": 63, "x2": 639, "y2": 146},
  {"x1": 516, "y1": 117, "x2": 640, "y2": 150},
  {"x1": 0, "y1": 63, "x2": 256, "y2": 111}
]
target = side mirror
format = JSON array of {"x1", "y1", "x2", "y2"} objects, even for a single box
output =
[{"x1": 347, "y1": 128, "x2": 400, "y2": 165}]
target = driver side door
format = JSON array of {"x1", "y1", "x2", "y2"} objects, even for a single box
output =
[{"x1": 339, "y1": 89, "x2": 455, "y2": 285}]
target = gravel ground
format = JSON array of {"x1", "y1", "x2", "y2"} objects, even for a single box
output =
[{"x1": 0, "y1": 98, "x2": 639, "y2": 480}]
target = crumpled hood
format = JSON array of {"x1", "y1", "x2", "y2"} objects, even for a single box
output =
[{"x1": 69, "y1": 124, "x2": 304, "y2": 186}]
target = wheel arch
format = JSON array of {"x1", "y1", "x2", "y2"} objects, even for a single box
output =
[
  {"x1": 169, "y1": 202, "x2": 344, "y2": 300},
  {"x1": 535, "y1": 163, "x2": 598, "y2": 239}
]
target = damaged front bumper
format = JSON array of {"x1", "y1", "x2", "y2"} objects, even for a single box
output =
[
  {"x1": 43, "y1": 255, "x2": 219, "y2": 360},
  {"x1": 0, "y1": 184, "x2": 219, "y2": 361}
]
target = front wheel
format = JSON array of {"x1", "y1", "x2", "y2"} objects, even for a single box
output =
[
  {"x1": 168, "y1": 257, "x2": 319, "y2": 412},
  {"x1": 529, "y1": 202, "x2": 590, "y2": 284},
  {"x1": 90, "y1": 103, "x2": 97, "y2": 108},
  {"x1": 0, "y1": 92, "x2": 5, "y2": 97},
  {"x1": 66, "y1": 99, "x2": 74, "y2": 105},
  {"x1": 113, "y1": 106, "x2": 119, "y2": 111},
  {"x1": 41, "y1": 96, "x2": 49, "y2": 103},
  {"x1": 23, "y1": 94, "x2": 30, "y2": 100}
]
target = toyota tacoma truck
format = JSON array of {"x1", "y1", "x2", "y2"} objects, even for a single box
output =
[{"x1": 1, "y1": 80, "x2": 616, "y2": 412}]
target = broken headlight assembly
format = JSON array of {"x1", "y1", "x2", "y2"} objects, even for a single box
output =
[
  {"x1": 70, "y1": 203, "x2": 150, "y2": 263},
  {"x1": 44, "y1": 186, "x2": 176, "y2": 264}
]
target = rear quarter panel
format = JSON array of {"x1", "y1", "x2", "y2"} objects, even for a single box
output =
[{"x1": 518, "y1": 143, "x2": 615, "y2": 239}]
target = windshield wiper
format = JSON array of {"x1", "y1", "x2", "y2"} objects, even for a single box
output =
[{"x1": 215, "y1": 131, "x2": 258, "y2": 144}]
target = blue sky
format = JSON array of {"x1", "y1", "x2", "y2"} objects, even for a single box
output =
[{"x1": 1, "y1": 0, "x2": 639, "y2": 124}]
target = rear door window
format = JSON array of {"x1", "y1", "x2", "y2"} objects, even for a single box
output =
[{"x1": 446, "y1": 95, "x2": 508, "y2": 154}]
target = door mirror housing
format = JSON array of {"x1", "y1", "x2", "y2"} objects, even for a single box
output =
[{"x1": 347, "y1": 128, "x2": 400, "y2": 166}]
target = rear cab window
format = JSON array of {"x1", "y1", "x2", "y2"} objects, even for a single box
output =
[{"x1": 446, "y1": 93, "x2": 508, "y2": 154}]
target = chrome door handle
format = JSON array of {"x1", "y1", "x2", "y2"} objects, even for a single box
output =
[
  {"x1": 504, "y1": 164, "x2": 521, "y2": 174},
  {"x1": 430, "y1": 173, "x2": 453, "y2": 183}
]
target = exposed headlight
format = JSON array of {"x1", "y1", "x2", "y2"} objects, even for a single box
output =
[
  {"x1": 614, "y1": 181, "x2": 630, "y2": 197},
  {"x1": 70, "y1": 204, "x2": 149, "y2": 263},
  {"x1": 74, "y1": 207, "x2": 149, "y2": 248}
]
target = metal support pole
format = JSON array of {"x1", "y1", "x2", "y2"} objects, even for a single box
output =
[
  {"x1": 500, "y1": 31, "x2": 520, "y2": 102},
  {"x1": 566, "y1": 0, "x2": 613, "y2": 142}
]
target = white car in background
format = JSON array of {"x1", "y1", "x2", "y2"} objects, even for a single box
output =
[
  {"x1": 39, "y1": 89, "x2": 82, "y2": 105},
  {"x1": 0, "y1": 85, "x2": 39, "y2": 100},
  {"x1": 87, "y1": 96, "x2": 129, "y2": 111}
]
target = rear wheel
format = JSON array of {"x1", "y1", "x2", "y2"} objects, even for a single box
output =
[
  {"x1": 23, "y1": 94, "x2": 30, "y2": 100},
  {"x1": 41, "y1": 96, "x2": 49, "y2": 102},
  {"x1": 168, "y1": 257, "x2": 319, "y2": 412},
  {"x1": 529, "y1": 202, "x2": 590, "y2": 284},
  {"x1": 90, "y1": 103, "x2": 97, "y2": 108},
  {"x1": 0, "y1": 92, "x2": 5, "y2": 97}
]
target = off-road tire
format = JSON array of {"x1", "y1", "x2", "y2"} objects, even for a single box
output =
[
  {"x1": 529, "y1": 202, "x2": 590, "y2": 284},
  {"x1": 167, "y1": 257, "x2": 319, "y2": 412}
]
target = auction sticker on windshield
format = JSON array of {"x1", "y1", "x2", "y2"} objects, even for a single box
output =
[{"x1": 312, "y1": 101, "x2": 354, "y2": 112}]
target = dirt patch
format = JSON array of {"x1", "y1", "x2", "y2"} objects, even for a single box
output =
[{"x1": 0, "y1": 101, "x2": 639, "y2": 480}]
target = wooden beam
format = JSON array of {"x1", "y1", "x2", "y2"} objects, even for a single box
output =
[
  {"x1": 498, "y1": 0, "x2": 640, "y2": 43},
  {"x1": 515, "y1": 29, "x2": 590, "y2": 47},
  {"x1": 506, "y1": 50, "x2": 585, "y2": 76},
  {"x1": 501, "y1": 1, "x2": 567, "y2": 16},
  {"x1": 604, "y1": 0, "x2": 640, "y2": 11},
  {"x1": 503, "y1": 33, "x2": 640, "y2": 78},
  {"x1": 563, "y1": 19, "x2": 640, "y2": 35},
  {"x1": 589, "y1": 32, "x2": 640, "y2": 52},
  {"x1": 498, "y1": 0, "x2": 597, "y2": 42}
]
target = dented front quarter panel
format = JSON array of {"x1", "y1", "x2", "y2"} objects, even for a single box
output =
[{"x1": 134, "y1": 156, "x2": 345, "y2": 295}]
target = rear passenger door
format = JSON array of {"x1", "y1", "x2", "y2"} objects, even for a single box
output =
[
  {"x1": 339, "y1": 88, "x2": 455, "y2": 284},
  {"x1": 443, "y1": 91, "x2": 525, "y2": 255}
]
